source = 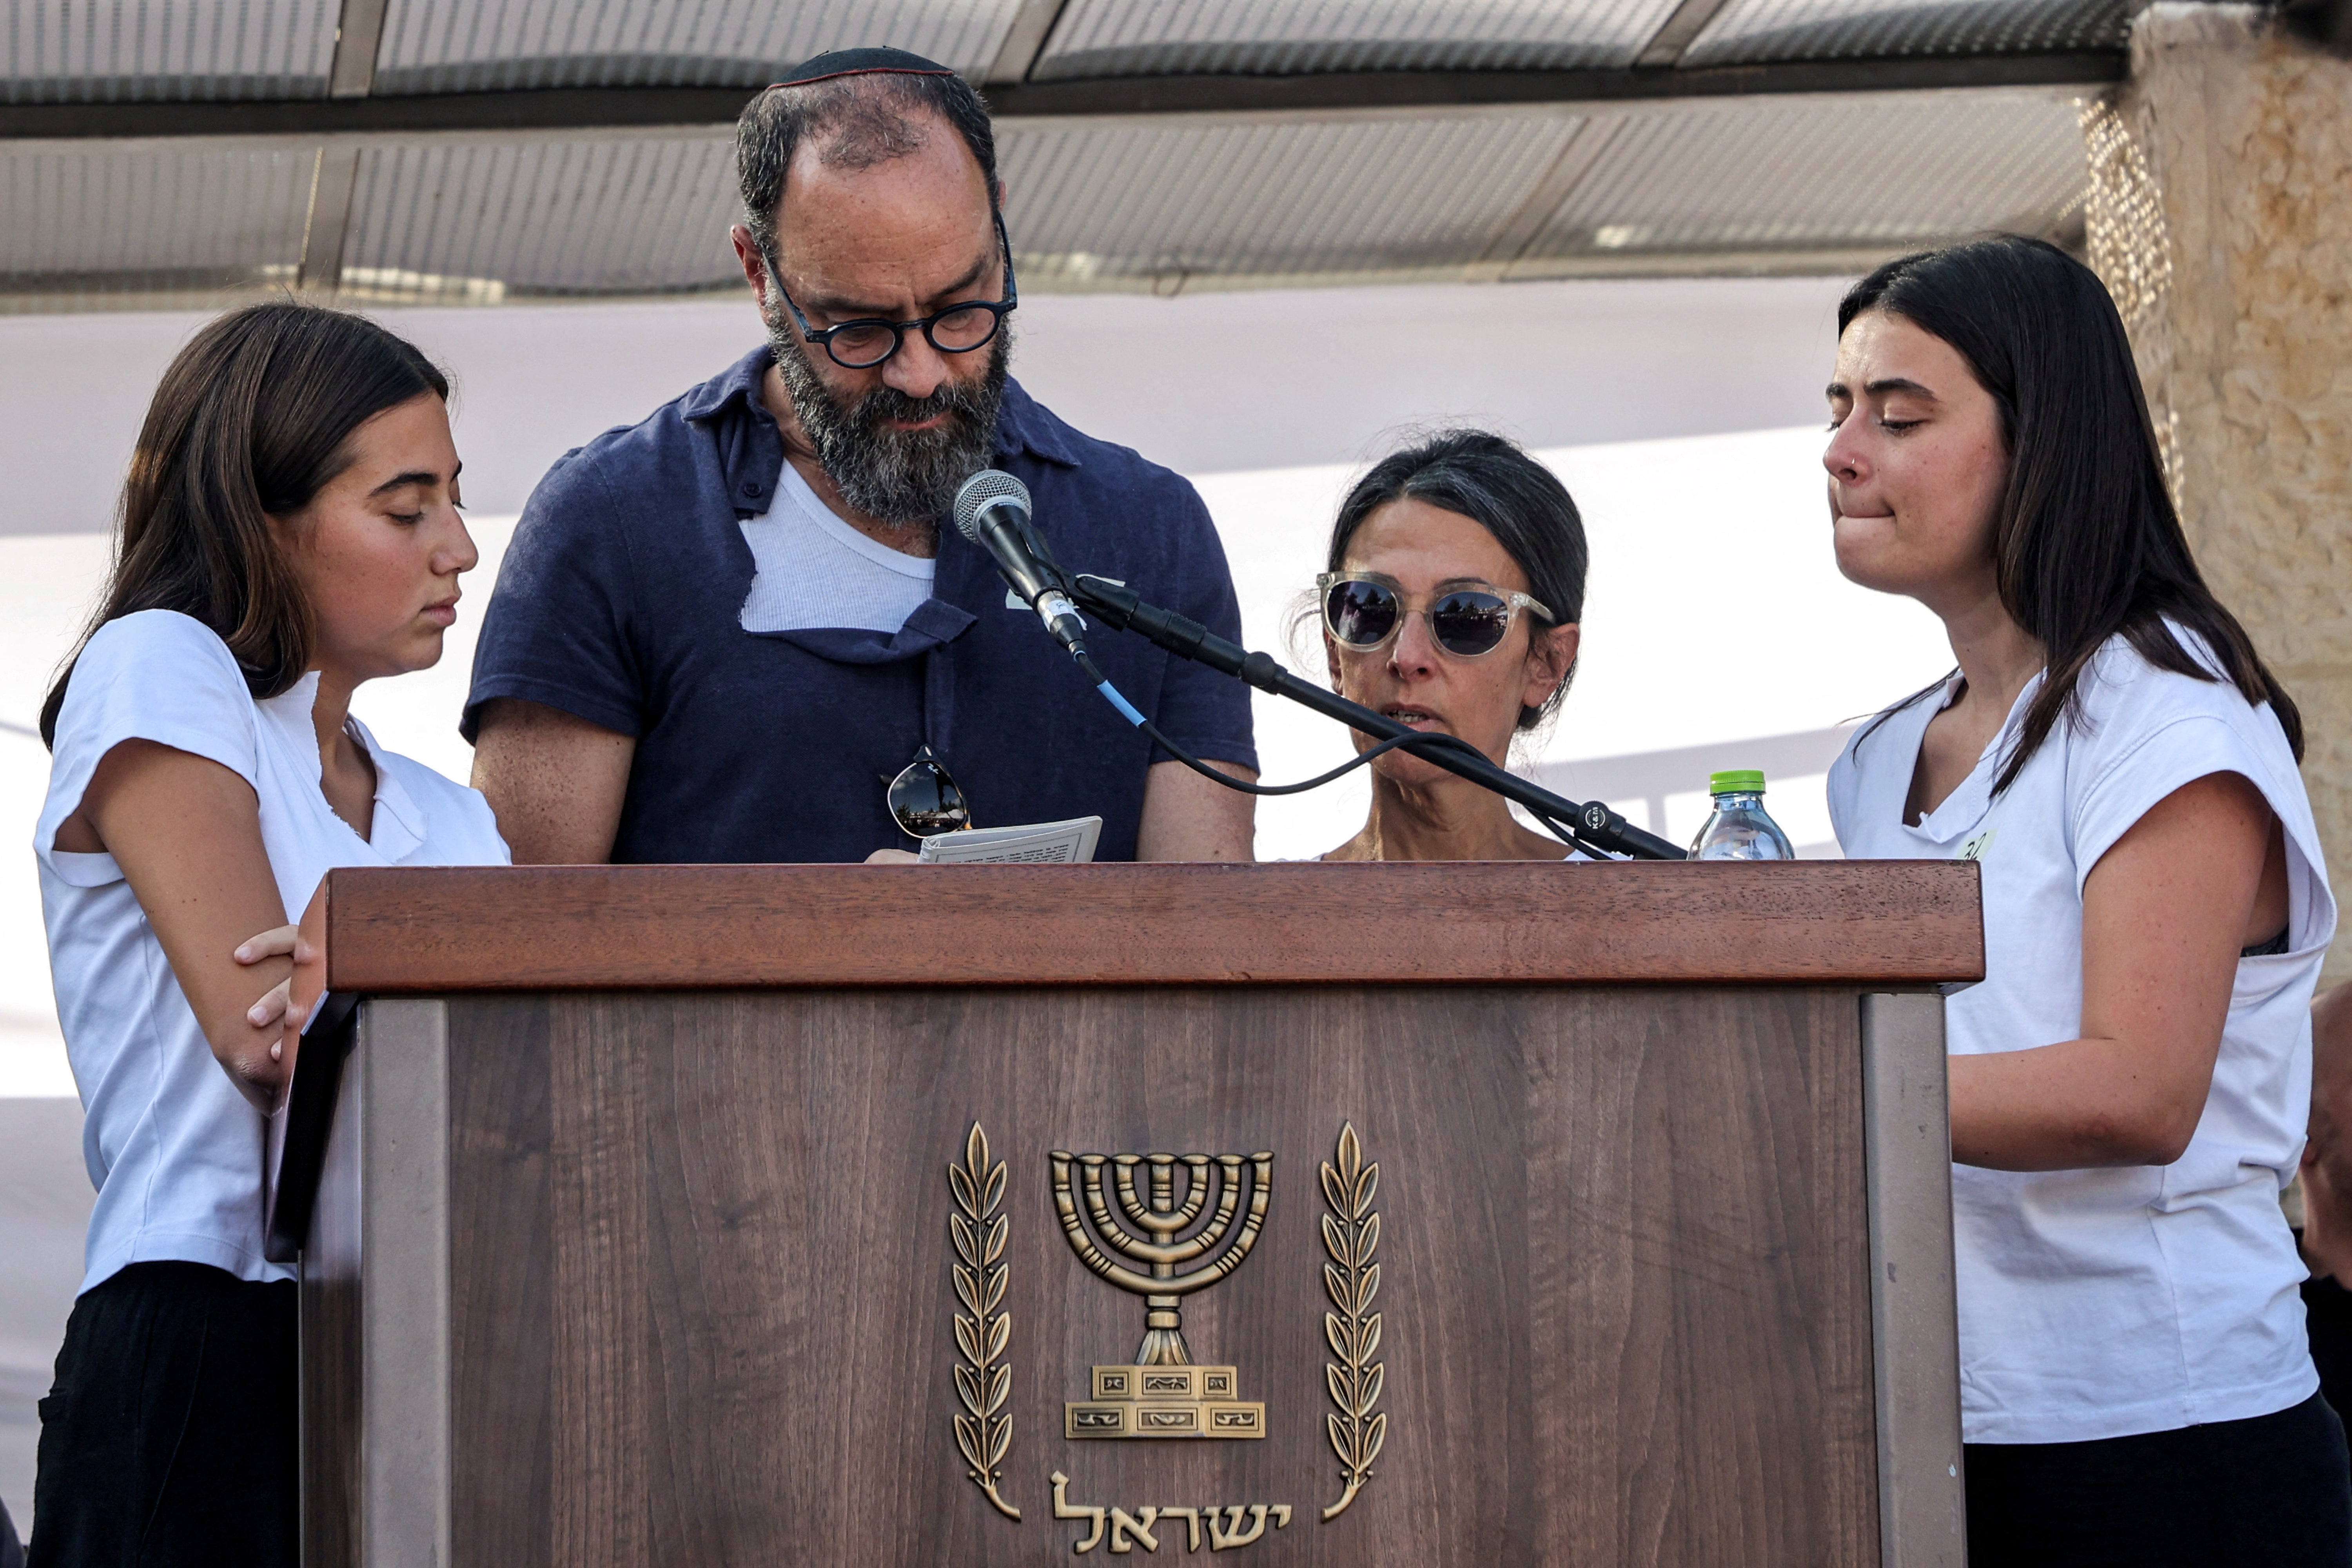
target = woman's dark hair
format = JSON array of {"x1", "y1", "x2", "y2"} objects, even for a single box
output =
[
  {"x1": 40, "y1": 301, "x2": 448, "y2": 747},
  {"x1": 1324, "y1": 429, "x2": 1588, "y2": 732},
  {"x1": 1842, "y1": 234, "x2": 2299, "y2": 790}
]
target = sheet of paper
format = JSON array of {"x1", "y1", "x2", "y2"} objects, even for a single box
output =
[{"x1": 918, "y1": 815, "x2": 1103, "y2": 865}]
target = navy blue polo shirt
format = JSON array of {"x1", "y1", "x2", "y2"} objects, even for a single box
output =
[{"x1": 463, "y1": 345, "x2": 1258, "y2": 864}]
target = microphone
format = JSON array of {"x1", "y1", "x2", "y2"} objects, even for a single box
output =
[{"x1": 953, "y1": 470, "x2": 1087, "y2": 655}]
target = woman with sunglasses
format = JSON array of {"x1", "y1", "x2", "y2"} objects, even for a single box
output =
[
  {"x1": 1824, "y1": 236, "x2": 2346, "y2": 1564},
  {"x1": 1308, "y1": 430, "x2": 1584, "y2": 862},
  {"x1": 29, "y1": 302, "x2": 508, "y2": 1565}
]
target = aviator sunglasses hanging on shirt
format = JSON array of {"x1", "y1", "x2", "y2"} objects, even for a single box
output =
[
  {"x1": 1318, "y1": 572, "x2": 1553, "y2": 659},
  {"x1": 887, "y1": 746, "x2": 971, "y2": 839}
]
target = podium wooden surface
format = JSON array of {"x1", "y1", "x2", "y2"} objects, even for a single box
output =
[{"x1": 280, "y1": 861, "x2": 1980, "y2": 1568}]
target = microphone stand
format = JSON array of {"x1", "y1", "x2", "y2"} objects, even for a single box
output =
[{"x1": 1064, "y1": 574, "x2": 1686, "y2": 861}]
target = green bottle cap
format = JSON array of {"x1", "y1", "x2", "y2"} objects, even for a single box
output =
[{"x1": 1709, "y1": 769, "x2": 1766, "y2": 795}]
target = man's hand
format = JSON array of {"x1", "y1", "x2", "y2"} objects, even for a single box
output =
[
  {"x1": 1135, "y1": 758, "x2": 1256, "y2": 862},
  {"x1": 234, "y1": 924, "x2": 310, "y2": 1061},
  {"x1": 869, "y1": 759, "x2": 1255, "y2": 864},
  {"x1": 470, "y1": 698, "x2": 637, "y2": 864}
]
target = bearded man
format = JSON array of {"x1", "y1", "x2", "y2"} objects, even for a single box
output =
[{"x1": 466, "y1": 49, "x2": 1258, "y2": 864}]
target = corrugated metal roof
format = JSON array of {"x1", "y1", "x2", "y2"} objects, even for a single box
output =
[
  {"x1": 0, "y1": 0, "x2": 2140, "y2": 102},
  {"x1": 1681, "y1": 0, "x2": 2128, "y2": 67},
  {"x1": 0, "y1": 0, "x2": 2119, "y2": 309},
  {"x1": 1519, "y1": 90, "x2": 2085, "y2": 262},
  {"x1": 340, "y1": 136, "x2": 741, "y2": 298},
  {"x1": 372, "y1": 0, "x2": 1024, "y2": 94},
  {"x1": 0, "y1": 81, "x2": 2098, "y2": 309},
  {"x1": 1001, "y1": 112, "x2": 1585, "y2": 285},
  {"x1": 0, "y1": 140, "x2": 313, "y2": 280},
  {"x1": 2, "y1": 0, "x2": 334, "y2": 103},
  {"x1": 1032, "y1": 0, "x2": 1683, "y2": 79}
]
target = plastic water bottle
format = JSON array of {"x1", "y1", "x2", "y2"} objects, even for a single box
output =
[{"x1": 1689, "y1": 770, "x2": 1795, "y2": 860}]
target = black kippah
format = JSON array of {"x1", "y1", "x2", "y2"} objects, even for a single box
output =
[{"x1": 770, "y1": 46, "x2": 958, "y2": 89}]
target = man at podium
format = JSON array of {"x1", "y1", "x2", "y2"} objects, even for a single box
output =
[{"x1": 463, "y1": 49, "x2": 1257, "y2": 866}]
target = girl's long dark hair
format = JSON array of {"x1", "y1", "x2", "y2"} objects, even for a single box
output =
[
  {"x1": 1843, "y1": 235, "x2": 2299, "y2": 791},
  {"x1": 40, "y1": 301, "x2": 448, "y2": 747}
]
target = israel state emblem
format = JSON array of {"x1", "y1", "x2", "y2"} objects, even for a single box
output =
[
  {"x1": 1050, "y1": 1149, "x2": 1273, "y2": 1440},
  {"x1": 948, "y1": 1122, "x2": 1387, "y2": 1552}
]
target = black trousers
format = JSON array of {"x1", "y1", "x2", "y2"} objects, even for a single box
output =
[
  {"x1": 1966, "y1": 1392, "x2": 2352, "y2": 1567},
  {"x1": 28, "y1": 1261, "x2": 298, "y2": 1568},
  {"x1": 2306, "y1": 1273, "x2": 2352, "y2": 1435}
]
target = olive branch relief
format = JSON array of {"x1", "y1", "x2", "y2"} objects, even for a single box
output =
[
  {"x1": 1319, "y1": 1121, "x2": 1386, "y2": 1521},
  {"x1": 951, "y1": 1122, "x2": 1019, "y2": 1520}
]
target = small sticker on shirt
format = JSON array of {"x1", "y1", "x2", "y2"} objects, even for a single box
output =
[{"x1": 1956, "y1": 829, "x2": 1996, "y2": 862}]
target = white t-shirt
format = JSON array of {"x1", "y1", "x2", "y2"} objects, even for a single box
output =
[
  {"x1": 737, "y1": 460, "x2": 936, "y2": 634},
  {"x1": 1828, "y1": 627, "x2": 2336, "y2": 1444},
  {"x1": 36, "y1": 610, "x2": 510, "y2": 1295}
]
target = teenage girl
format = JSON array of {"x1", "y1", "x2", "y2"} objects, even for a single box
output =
[
  {"x1": 29, "y1": 303, "x2": 508, "y2": 1564},
  {"x1": 1825, "y1": 235, "x2": 2346, "y2": 1566}
]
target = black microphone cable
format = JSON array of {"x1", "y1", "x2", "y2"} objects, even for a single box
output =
[{"x1": 1068, "y1": 649, "x2": 1604, "y2": 855}]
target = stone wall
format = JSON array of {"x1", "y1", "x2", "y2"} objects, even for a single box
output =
[{"x1": 2088, "y1": 4, "x2": 2352, "y2": 982}]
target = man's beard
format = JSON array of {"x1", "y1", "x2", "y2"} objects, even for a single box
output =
[{"x1": 764, "y1": 301, "x2": 1010, "y2": 527}]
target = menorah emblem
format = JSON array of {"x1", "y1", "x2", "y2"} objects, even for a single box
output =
[{"x1": 1050, "y1": 1148, "x2": 1272, "y2": 1439}]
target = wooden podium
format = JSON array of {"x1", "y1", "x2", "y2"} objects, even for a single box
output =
[{"x1": 272, "y1": 861, "x2": 1979, "y2": 1568}]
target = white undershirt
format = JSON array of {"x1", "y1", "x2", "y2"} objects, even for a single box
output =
[
  {"x1": 1828, "y1": 624, "x2": 2336, "y2": 1444},
  {"x1": 737, "y1": 460, "x2": 936, "y2": 635}
]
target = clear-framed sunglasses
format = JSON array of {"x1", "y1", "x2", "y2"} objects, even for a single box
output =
[
  {"x1": 886, "y1": 746, "x2": 971, "y2": 839},
  {"x1": 1317, "y1": 572, "x2": 1553, "y2": 660}
]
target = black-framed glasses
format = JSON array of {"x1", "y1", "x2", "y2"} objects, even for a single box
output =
[
  {"x1": 887, "y1": 746, "x2": 971, "y2": 838},
  {"x1": 769, "y1": 211, "x2": 1019, "y2": 370},
  {"x1": 1318, "y1": 572, "x2": 1554, "y2": 660}
]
